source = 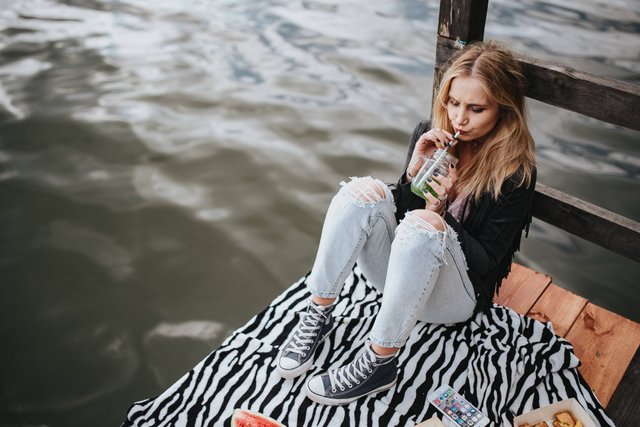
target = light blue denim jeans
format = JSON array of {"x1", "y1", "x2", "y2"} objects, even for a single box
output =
[{"x1": 307, "y1": 176, "x2": 477, "y2": 348}]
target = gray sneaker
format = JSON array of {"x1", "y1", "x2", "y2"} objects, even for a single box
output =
[
  {"x1": 276, "y1": 300, "x2": 334, "y2": 379},
  {"x1": 304, "y1": 342, "x2": 397, "y2": 405}
]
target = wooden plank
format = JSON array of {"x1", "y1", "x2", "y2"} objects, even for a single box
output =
[
  {"x1": 434, "y1": 38, "x2": 640, "y2": 131},
  {"x1": 494, "y1": 263, "x2": 551, "y2": 315},
  {"x1": 526, "y1": 283, "x2": 588, "y2": 337},
  {"x1": 605, "y1": 347, "x2": 640, "y2": 424},
  {"x1": 533, "y1": 184, "x2": 640, "y2": 263},
  {"x1": 520, "y1": 55, "x2": 640, "y2": 131},
  {"x1": 565, "y1": 303, "x2": 640, "y2": 407}
]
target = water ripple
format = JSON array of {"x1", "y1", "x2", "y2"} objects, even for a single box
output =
[{"x1": 0, "y1": 1, "x2": 638, "y2": 425}]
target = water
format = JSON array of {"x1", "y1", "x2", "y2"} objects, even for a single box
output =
[{"x1": 0, "y1": 0, "x2": 638, "y2": 425}]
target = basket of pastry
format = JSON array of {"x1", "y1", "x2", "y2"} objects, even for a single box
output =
[{"x1": 513, "y1": 399, "x2": 595, "y2": 427}]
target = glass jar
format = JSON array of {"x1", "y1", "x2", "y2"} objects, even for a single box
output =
[{"x1": 410, "y1": 149, "x2": 458, "y2": 201}]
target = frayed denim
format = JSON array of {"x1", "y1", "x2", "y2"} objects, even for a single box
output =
[{"x1": 307, "y1": 176, "x2": 476, "y2": 349}]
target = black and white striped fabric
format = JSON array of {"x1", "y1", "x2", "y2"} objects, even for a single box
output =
[{"x1": 123, "y1": 267, "x2": 615, "y2": 427}]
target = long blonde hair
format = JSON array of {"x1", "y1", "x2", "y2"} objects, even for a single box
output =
[{"x1": 432, "y1": 41, "x2": 536, "y2": 201}]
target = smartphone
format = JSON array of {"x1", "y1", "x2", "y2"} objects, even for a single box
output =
[{"x1": 427, "y1": 385, "x2": 490, "y2": 427}]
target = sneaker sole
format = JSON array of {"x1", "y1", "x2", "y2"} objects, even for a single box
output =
[
  {"x1": 304, "y1": 377, "x2": 397, "y2": 406},
  {"x1": 276, "y1": 327, "x2": 333, "y2": 380}
]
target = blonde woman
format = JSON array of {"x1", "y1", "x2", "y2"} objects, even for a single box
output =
[{"x1": 276, "y1": 41, "x2": 537, "y2": 406}]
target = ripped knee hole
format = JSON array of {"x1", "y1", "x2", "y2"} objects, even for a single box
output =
[
  {"x1": 404, "y1": 211, "x2": 446, "y2": 233},
  {"x1": 343, "y1": 177, "x2": 387, "y2": 204}
]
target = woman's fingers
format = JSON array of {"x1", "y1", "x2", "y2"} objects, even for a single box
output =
[
  {"x1": 411, "y1": 134, "x2": 431, "y2": 161},
  {"x1": 425, "y1": 128, "x2": 453, "y2": 150},
  {"x1": 410, "y1": 131, "x2": 437, "y2": 173},
  {"x1": 438, "y1": 169, "x2": 456, "y2": 193},
  {"x1": 425, "y1": 176, "x2": 446, "y2": 199},
  {"x1": 423, "y1": 191, "x2": 442, "y2": 212},
  {"x1": 410, "y1": 129, "x2": 456, "y2": 180},
  {"x1": 424, "y1": 171, "x2": 458, "y2": 212},
  {"x1": 415, "y1": 134, "x2": 432, "y2": 154},
  {"x1": 417, "y1": 128, "x2": 453, "y2": 150},
  {"x1": 447, "y1": 164, "x2": 457, "y2": 186}
]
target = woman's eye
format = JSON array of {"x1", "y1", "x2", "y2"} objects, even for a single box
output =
[
  {"x1": 448, "y1": 98, "x2": 459, "y2": 106},
  {"x1": 472, "y1": 108, "x2": 485, "y2": 113}
]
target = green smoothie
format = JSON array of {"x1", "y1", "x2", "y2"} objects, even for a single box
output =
[
  {"x1": 411, "y1": 177, "x2": 441, "y2": 200},
  {"x1": 409, "y1": 148, "x2": 457, "y2": 202}
]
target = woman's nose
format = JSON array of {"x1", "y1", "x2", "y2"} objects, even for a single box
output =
[{"x1": 455, "y1": 110, "x2": 468, "y2": 126}]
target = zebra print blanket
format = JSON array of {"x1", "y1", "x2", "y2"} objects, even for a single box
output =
[{"x1": 123, "y1": 267, "x2": 614, "y2": 427}]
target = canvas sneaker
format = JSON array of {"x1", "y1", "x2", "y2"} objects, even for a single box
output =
[
  {"x1": 304, "y1": 342, "x2": 398, "y2": 406},
  {"x1": 276, "y1": 300, "x2": 334, "y2": 379}
]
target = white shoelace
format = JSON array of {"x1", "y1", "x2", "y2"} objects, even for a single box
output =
[
  {"x1": 329, "y1": 348, "x2": 376, "y2": 392},
  {"x1": 286, "y1": 305, "x2": 327, "y2": 356}
]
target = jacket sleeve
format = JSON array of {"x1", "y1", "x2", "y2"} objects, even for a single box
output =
[{"x1": 444, "y1": 170, "x2": 537, "y2": 276}]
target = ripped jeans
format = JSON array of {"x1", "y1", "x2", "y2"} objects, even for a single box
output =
[{"x1": 307, "y1": 177, "x2": 477, "y2": 348}]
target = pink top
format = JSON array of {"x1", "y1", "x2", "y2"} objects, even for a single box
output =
[{"x1": 447, "y1": 195, "x2": 468, "y2": 222}]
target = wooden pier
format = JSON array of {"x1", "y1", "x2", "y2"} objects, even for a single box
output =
[
  {"x1": 496, "y1": 264, "x2": 640, "y2": 414},
  {"x1": 436, "y1": 1, "x2": 640, "y2": 425}
]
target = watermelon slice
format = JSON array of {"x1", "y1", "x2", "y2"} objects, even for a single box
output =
[{"x1": 231, "y1": 409, "x2": 286, "y2": 427}]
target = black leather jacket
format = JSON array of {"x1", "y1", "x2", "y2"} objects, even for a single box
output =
[{"x1": 391, "y1": 120, "x2": 536, "y2": 313}]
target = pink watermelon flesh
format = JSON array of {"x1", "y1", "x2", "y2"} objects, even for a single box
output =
[{"x1": 231, "y1": 409, "x2": 284, "y2": 427}]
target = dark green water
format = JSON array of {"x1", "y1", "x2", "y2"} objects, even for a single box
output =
[{"x1": 0, "y1": 1, "x2": 638, "y2": 426}]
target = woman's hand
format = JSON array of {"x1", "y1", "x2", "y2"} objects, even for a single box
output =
[
  {"x1": 424, "y1": 164, "x2": 457, "y2": 214},
  {"x1": 407, "y1": 128, "x2": 455, "y2": 178}
]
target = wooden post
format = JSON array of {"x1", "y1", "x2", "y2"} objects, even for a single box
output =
[
  {"x1": 607, "y1": 348, "x2": 640, "y2": 424},
  {"x1": 434, "y1": 0, "x2": 489, "y2": 110},
  {"x1": 436, "y1": 0, "x2": 488, "y2": 42}
]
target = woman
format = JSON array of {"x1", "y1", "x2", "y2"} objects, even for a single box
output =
[{"x1": 276, "y1": 41, "x2": 537, "y2": 406}]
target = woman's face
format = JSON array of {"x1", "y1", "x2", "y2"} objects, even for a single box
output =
[{"x1": 446, "y1": 76, "x2": 500, "y2": 143}]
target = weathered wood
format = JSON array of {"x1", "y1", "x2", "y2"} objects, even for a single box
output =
[
  {"x1": 434, "y1": 1, "x2": 488, "y2": 107},
  {"x1": 434, "y1": 39, "x2": 640, "y2": 131},
  {"x1": 533, "y1": 183, "x2": 640, "y2": 263},
  {"x1": 605, "y1": 347, "x2": 640, "y2": 425},
  {"x1": 565, "y1": 303, "x2": 640, "y2": 407},
  {"x1": 435, "y1": 35, "x2": 470, "y2": 68},
  {"x1": 497, "y1": 264, "x2": 640, "y2": 408},
  {"x1": 520, "y1": 55, "x2": 640, "y2": 131},
  {"x1": 494, "y1": 263, "x2": 551, "y2": 315},
  {"x1": 527, "y1": 284, "x2": 587, "y2": 337},
  {"x1": 436, "y1": 0, "x2": 488, "y2": 42},
  {"x1": 433, "y1": 36, "x2": 466, "y2": 87}
]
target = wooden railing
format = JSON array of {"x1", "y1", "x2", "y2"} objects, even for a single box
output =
[{"x1": 434, "y1": 0, "x2": 640, "y2": 262}]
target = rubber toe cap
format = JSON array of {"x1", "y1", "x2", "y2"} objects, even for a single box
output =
[
  {"x1": 278, "y1": 356, "x2": 300, "y2": 370},
  {"x1": 306, "y1": 376, "x2": 326, "y2": 396}
]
